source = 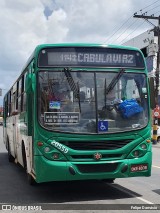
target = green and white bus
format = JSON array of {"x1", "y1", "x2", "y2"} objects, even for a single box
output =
[{"x1": 3, "y1": 43, "x2": 152, "y2": 184}]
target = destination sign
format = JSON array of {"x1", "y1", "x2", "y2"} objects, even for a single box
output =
[
  {"x1": 38, "y1": 47, "x2": 145, "y2": 68},
  {"x1": 44, "y1": 112, "x2": 80, "y2": 124},
  {"x1": 48, "y1": 52, "x2": 136, "y2": 66}
]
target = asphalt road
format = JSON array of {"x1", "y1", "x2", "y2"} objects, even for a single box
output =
[{"x1": 0, "y1": 126, "x2": 160, "y2": 212}]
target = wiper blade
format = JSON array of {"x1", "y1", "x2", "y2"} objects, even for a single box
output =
[
  {"x1": 105, "y1": 68, "x2": 125, "y2": 95},
  {"x1": 63, "y1": 68, "x2": 81, "y2": 112},
  {"x1": 63, "y1": 68, "x2": 79, "y2": 99}
]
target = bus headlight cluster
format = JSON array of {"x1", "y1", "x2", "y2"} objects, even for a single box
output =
[{"x1": 129, "y1": 142, "x2": 149, "y2": 159}]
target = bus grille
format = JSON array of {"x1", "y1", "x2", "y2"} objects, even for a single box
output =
[
  {"x1": 61, "y1": 139, "x2": 132, "y2": 150},
  {"x1": 71, "y1": 154, "x2": 122, "y2": 159},
  {"x1": 76, "y1": 163, "x2": 118, "y2": 173}
]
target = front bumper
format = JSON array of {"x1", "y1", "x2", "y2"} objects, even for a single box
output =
[{"x1": 34, "y1": 151, "x2": 152, "y2": 183}]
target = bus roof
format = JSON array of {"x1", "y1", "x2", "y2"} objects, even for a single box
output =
[{"x1": 34, "y1": 43, "x2": 142, "y2": 53}]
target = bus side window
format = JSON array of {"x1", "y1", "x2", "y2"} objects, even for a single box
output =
[
  {"x1": 7, "y1": 93, "x2": 10, "y2": 117},
  {"x1": 21, "y1": 75, "x2": 24, "y2": 112},
  {"x1": 16, "y1": 80, "x2": 19, "y2": 112},
  {"x1": 18, "y1": 79, "x2": 22, "y2": 113},
  {"x1": 11, "y1": 92, "x2": 17, "y2": 115},
  {"x1": 8, "y1": 91, "x2": 13, "y2": 116},
  {"x1": 20, "y1": 71, "x2": 27, "y2": 112},
  {"x1": 10, "y1": 82, "x2": 19, "y2": 115}
]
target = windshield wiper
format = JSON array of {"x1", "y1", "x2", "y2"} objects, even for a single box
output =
[
  {"x1": 105, "y1": 68, "x2": 125, "y2": 95},
  {"x1": 104, "y1": 68, "x2": 125, "y2": 109},
  {"x1": 63, "y1": 68, "x2": 81, "y2": 112}
]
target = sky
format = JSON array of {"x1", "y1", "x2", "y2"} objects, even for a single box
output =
[{"x1": 0, "y1": 0, "x2": 159, "y2": 105}]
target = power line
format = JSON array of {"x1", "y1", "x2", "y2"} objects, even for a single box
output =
[
  {"x1": 104, "y1": 15, "x2": 133, "y2": 44},
  {"x1": 111, "y1": 19, "x2": 138, "y2": 44},
  {"x1": 145, "y1": 4, "x2": 160, "y2": 13},
  {"x1": 103, "y1": 0, "x2": 160, "y2": 44},
  {"x1": 138, "y1": 0, "x2": 160, "y2": 12},
  {"x1": 144, "y1": 18, "x2": 156, "y2": 27},
  {"x1": 120, "y1": 20, "x2": 146, "y2": 44},
  {"x1": 154, "y1": 10, "x2": 160, "y2": 15}
]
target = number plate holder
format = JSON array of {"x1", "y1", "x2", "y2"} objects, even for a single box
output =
[{"x1": 131, "y1": 164, "x2": 148, "y2": 172}]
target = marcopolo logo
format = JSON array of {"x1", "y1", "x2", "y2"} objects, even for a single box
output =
[{"x1": 93, "y1": 153, "x2": 102, "y2": 160}]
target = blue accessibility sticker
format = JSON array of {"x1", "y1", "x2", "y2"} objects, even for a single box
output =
[{"x1": 98, "y1": 120, "x2": 108, "y2": 132}]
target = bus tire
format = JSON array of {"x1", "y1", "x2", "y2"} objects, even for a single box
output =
[
  {"x1": 22, "y1": 143, "x2": 27, "y2": 171},
  {"x1": 7, "y1": 140, "x2": 15, "y2": 163},
  {"x1": 27, "y1": 173, "x2": 36, "y2": 185},
  {"x1": 22, "y1": 143, "x2": 36, "y2": 185},
  {"x1": 102, "y1": 179, "x2": 115, "y2": 183}
]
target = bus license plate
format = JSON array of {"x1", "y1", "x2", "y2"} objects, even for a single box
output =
[{"x1": 131, "y1": 164, "x2": 148, "y2": 172}]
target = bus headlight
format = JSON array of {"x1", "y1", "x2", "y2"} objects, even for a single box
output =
[
  {"x1": 141, "y1": 143, "x2": 147, "y2": 150},
  {"x1": 133, "y1": 150, "x2": 139, "y2": 157},
  {"x1": 53, "y1": 153, "x2": 59, "y2": 160},
  {"x1": 44, "y1": 147, "x2": 51, "y2": 153}
]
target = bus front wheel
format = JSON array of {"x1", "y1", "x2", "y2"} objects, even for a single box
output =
[
  {"x1": 27, "y1": 173, "x2": 36, "y2": 185},
  {"x1": 22, "y1": 144, "x2": 36, "y2": 185},
  {"x1": 7, "y1": 140, "x2": 15, "y2": 163}
]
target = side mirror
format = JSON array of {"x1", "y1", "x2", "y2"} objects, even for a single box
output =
[
  {"x1": 25, "y1": 73, "x2": 35, "y2": 93},
  {"x1": 149, "y1": 77, "x2": 155, "y2": 109},
  {"x1": 25, "y1": 73, "x2": 35, "y2": 136},
  {"x1": 25, "y1": 73, "x2": 32, "y2": 93}
]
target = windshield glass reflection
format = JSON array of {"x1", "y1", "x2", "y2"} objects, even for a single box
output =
[{"x1": 38, "y1": 70, "x2": 149, "y2": 134}]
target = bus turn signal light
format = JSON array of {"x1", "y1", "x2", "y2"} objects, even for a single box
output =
[{"x1": 37, "y1": 142, "x2": 44, "y2": 146}]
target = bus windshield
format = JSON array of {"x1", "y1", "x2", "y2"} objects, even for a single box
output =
[{"x1": 38, "y1": 70, "x2": 149, "y2": 134}]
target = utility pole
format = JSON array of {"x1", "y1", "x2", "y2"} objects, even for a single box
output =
[
  {"x1": 133, "y1": 13, "x2": 160, "y2": 144},
  {"x1": 133, "y1": 13, "x2": 160, "y2": 105}
]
